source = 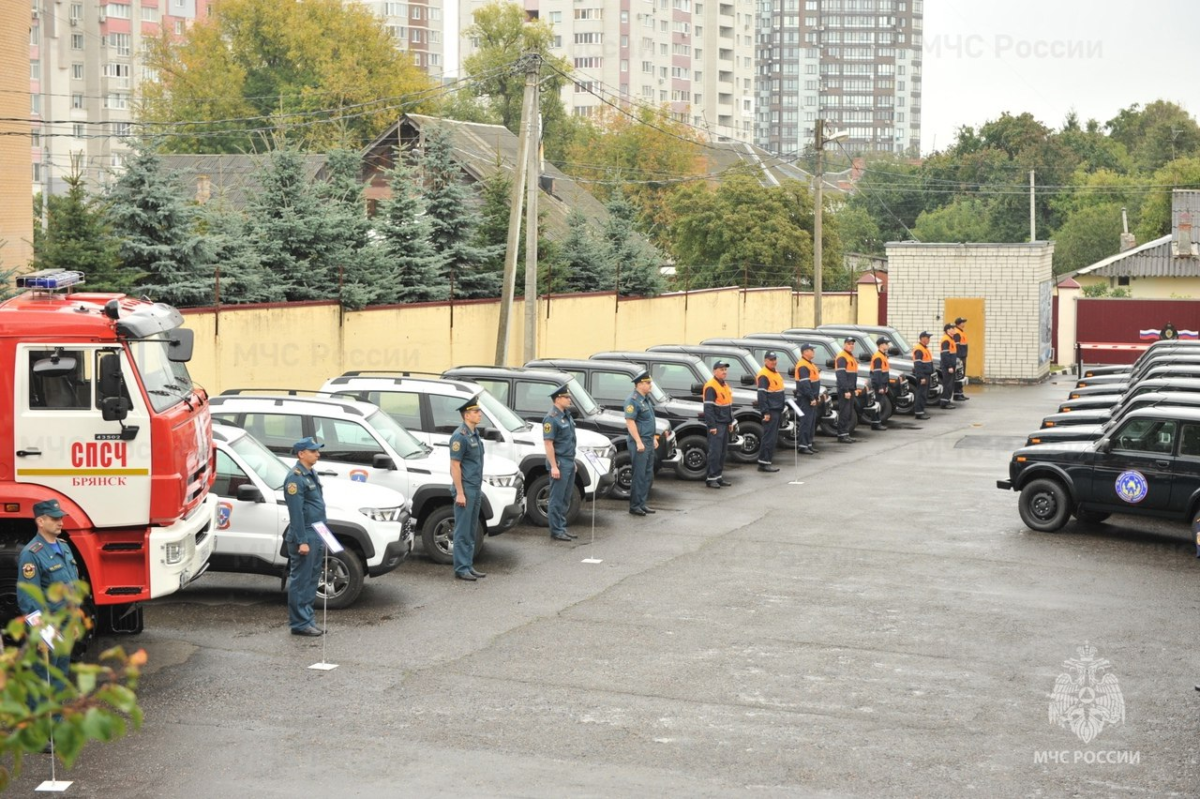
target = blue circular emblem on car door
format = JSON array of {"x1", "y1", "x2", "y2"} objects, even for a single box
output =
[{"x1": 1115, "y1": 470, "x2": 1148, "y2": 504}]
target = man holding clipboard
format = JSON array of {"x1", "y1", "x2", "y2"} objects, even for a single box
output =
[{"x1": 284, "y1": 437, "x2": 327, "y2": 637}]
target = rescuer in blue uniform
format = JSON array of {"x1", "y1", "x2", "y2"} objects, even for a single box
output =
[
  {"x1": 18, "y1": 499, "x2": 80, "y2": 694},
  {"x1": 450, "y1": 394, "x2": 487, "y2": 580},
  {"x1": 793, "y1": 343, "x2": 821, "y2": 455},
  {"x1": 755, "y1": 351, "x2": 785, "y2": 472},
  {"x1": 869, "y1": 336, "x2": 891, "y2": 432},
  {"x1": 543, "y1": 384, "x2": 579, "y2": 541},
  {"x1": 624, "y1": 370, "x2": 658, "y2": 516},
  {"x1": 284, "y1": 437, "x2": 327, "y2": 636},
  {"x1": 911, "y1": 331, "x2": 935, "y2": 420},
  {"x1": 703, "y1": 361, "x2": 735, "y2": 488},
  {"x1": 834, "y1": 337, "x2": 860, "y2": 443}
]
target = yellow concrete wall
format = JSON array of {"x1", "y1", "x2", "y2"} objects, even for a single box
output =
[
  {"x1": 1072, "y1": 275, "x2": 1200, "y2": 299},
  {"x1": 856, "y1": 283, "x2": 879, "y2": 325},
  {"x1": 186, "y1": 287, "x2": 864, "y2": 395},
  {"x1": 0, "y1": 0, "x2": 33, "y2": 273}
]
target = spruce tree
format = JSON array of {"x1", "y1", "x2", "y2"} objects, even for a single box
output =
[
  {"x1": 107, "y1": 145, "x2": 211, "y2": 306},
  {"x1": 198, "y1": 204, "x2": 282, "y2": 304},
  {"x1": 556, "y1": 211, "x2": 613, "y2": 293},
  {"x1": 419, "y1": 125, "x2": 502, "y2": 299},
  {"x1": 0, "y1": 240, "x2": 18, "y2": 301},
  {"x1": 605, "y1": 191, "x2": 664, "y2": 297},
  {"x1": 374, "y1": 151, "x2": 446, "y2": 303},
  {"x1": 33, "y1": 164, "x2": 123, "y2": 291},
  {"x1": 318, "y1": 149, "x2": 387, "y2": 309}
]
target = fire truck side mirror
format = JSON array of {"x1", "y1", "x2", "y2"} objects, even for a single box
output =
[
  {"x1": 167, "y1": 329, "x2": 195, "y2": 363},
  {"x1": 101, "y1": 396, "x2": 132, "y2": 422}
]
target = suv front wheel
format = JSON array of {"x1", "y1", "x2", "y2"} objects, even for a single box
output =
[
  {"x1": 1018, "y1": 478, "x2": 1071, "y2": 532},
  {"x1": 526, "y1": 473, "x2": 582, "y2": 527},
  {"x1": 421, "y1": 505, "x2": 486, "y2": 565},
  {"x1": 317, "y1": 549, "x2": 365, "y2": 609}
]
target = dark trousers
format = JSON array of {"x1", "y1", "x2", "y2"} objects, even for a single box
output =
[
  {"x1": 954, "y1": 358, "x2": 967, "y2": 397},
  {"x1": 548, "y1": 458, "x2": 575, "y2": 536},
  {"x1": 914, "y1": 379, "x2": 929, "y2": 414},
  {"x1": 706, "y1": 425, "x2": 729, "y2": 481},
  {"x1": 799, "y1": 401, "x2": 817, "y2": 447},
  {"x1": 629, "y1": 445, "x2": 654, "y2": 511},
  {"x1": 940, "y1": 366, "x2": 956, "y2": 406},
  {"x1": 453, "y1": 485, "x2": 483, "y2": 576},
  {"x1": 837, "y1": 392, "x2": 855, "y2": 436},
  {"x1": 287, "y1": 539, "x2": 324, "y2": 631},
  {"x1": 758, "y1": 409, "x2": 782, "y2": 464}
]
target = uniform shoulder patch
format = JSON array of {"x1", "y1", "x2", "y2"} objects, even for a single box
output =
[
  {"x1": 293, "y1": 468, "x2": 302, "y2": 475},
  {"x1": 22, "y1": 562, "x2": 35, "y2": 579},
  {"x1": 286, "y1": 483, "x2": 298, "y2": 495},
  {"x1": 543, "y1": 422, "x2": 552, "y2": 433},
  {"x1": 452, "y1": 441, "x2": 461, "y2": 452},
  {"x1": 626, "y1": 404, "x2": 634, "y2": 413}
]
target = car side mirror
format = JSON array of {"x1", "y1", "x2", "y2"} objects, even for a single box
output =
[
  {"x1": 480, "y1": 427, "x2": 504, "y2": 442},
  {"x1": 825, "y1": 359, "x2": 836, "y2": 368},
  {"x1": 101, "y1": 395, "x2": 132, "y2": 422},
  {"x1": 1095, "y1": 439, "x2": 1111, "y2": 454},
  {"x1": 740, "y1": 374, "x2": 755, "y2": 386},
  {"x1": 372, "y1": 453, "x2": 396, "y2": 470},
  {"x1": 568, "y1": 407, "x2": 582, "y2": 419},
  {"x1": 236, "y1": 483, "x2": 263, "y2": 503},
  {"x1": 889, "y1": 346, "x2": 901, "y2": 356},
  {"x1": 690, "y1": 383, "x2": 704, "y2": 395}
]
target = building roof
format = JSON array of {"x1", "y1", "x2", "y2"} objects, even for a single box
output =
[
  {"x1": 1072, "y1": 190, "x2": 1200, "y2": 278},
  {"x1": 157, "y1": 154, "x2": 330, "y2": 208},
  {"x1": 698, "y1": 141, "x2": 855, "y2": 194}
]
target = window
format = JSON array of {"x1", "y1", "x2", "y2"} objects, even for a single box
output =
[
  {"x1": 574, "y1": 7, "x2": 602, "y2": 19},
  {"x1": 548, "y1": 10, "x2": 561, "y2": 22},
  {"x1": 1180, "y1": 424, "x2": 1200, "y2": 458},
  {"x1": 174, "y1": 19, "x2": 183, "y2": 34},
  {"x1": 426, "y1": 394, "x2": 465, "y2": 435},
  {"x1": 368, "y1": 392, "x2": 423, "y2": 431},
  {"x1": 30, "y1": 94, "x2": 40, "y2": 115},
  {"x1": 112, "y1": 121, "x2": 132, "y2": 137},
  {"x1": 72, "y1": 93, "x2": 84, "y2": 109},
  {"x1": 471, "y1": 379, "x2": 510, "y2": 405},
  {"x1": 410, "y1": 28, "x2": 423, "y2": 43},
  {"x1": 513, "y1": 381, "x2": 551, "y2": 414},
  {"x1": 384, "y1": 1, "x2": 404, "y2": 15},
  {"x1": 428, "y1": 7, "x2": 440, "y2": 20},
  {"x1": 1117, "y1": 276, "x2": 1131, "y2": 287},
  {"x1": 649, "y1": 363, "x2": 697, "y2": 396},
  {"x1": 574, "y1": 32, "x2": 603, "y2": 44},
  {"x1": 212, "y1": 450, "x2": 252, "y2": 499},
  {"x1": 1111, "y1": 419, "x2": 1177, "y2": 455},
  {"x1": 30, "y1": 60, "x2": 40, "y2": 81},
  {"x1": 71, "y1": 33, "x2": 84, "y2": 49},
  {"x1": 105, "y1": 62, "x2": 131, "y2": 88},
  {"x1": 309, "y1": 418, "x2": 385, "y2": 466},
  {"x1": 28, "y1": 349, "x2": 93, "y2": 410},
  {"x1": 73, "y1": 123, "x2": 85, "y2": 138},
  {"x1": 411, "y1": 5, "x2": 421, "y2": 18},
  {"x1": 109, "y1": 32, "x2": 131, "y2": 56},
  {"x1": 105, "y1": 3, "x2": 131, "y2": 19},
  {"x1": 72, "y1": 62, "x2": 84, "y2": 80},
  {"x1": 104, "y1": 93, "x2": 128, "y2": 109},
  {"x1": 70, "y1": 2, "x2": 82, "y2": 21},
  {"x1": 238, "y1": 413, "x2": 305, "y2": 454},
  {"x1": 591, "y1": 371, "x2": 636, "y2": 405},
  {"x1": 575, "y1": 56, "x2": 603, "y2": 68},
  {"x1": 141, "y1": 5, "x2": 159, "y2": 21}
]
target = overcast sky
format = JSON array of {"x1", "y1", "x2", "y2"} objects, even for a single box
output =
[{"x1": 921, "y1": 0, "x2": 1199, "y2": 154}]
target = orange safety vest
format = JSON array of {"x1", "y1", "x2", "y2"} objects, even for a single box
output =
[
  {"x1": 702, "y1": 378, "x2": 733, "y2": 407},
  {"x1": 795, "y1": 358, "x2": 821, "y2": 383},
  {"x1": 756, "y1": 367, "x2": 785, "y2": 393},
  {"x1": 956, "y1": 327, "x2": 969, "y2": 346},
  {"x1": 940, "y1": 334, "x2": 957, "y2": 356},
  {"x1": 871, "y1": 350, "x2": 890, "y2": 372},
  {"x1": 835, "y1": 350, "x2": 857, "y2": 373},
  {"x1": 912, "y1": 343, "x2": 933, "y2": 363}
]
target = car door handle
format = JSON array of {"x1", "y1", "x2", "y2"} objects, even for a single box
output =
[
  {"x1": 16, "y1": 449, "x2": 41, "y2": 457},
  {"x1": 1155, "y1": 460, "x2": 1170, "y2": 469},
  {"x1": 317, "y1": 470, "x2": 337, "y2": 476}
]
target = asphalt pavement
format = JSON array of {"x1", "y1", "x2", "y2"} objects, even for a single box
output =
[{"x1": 11, "y1": 377, "x2": 1199, "y2": 797}]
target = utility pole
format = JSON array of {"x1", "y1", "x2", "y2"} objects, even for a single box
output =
[
  {"x1": 494, "y1": 54, "x2": 539, "y2": 365},
  {"x1": 1029, "y1": 170, "x2": 1036, "y2": 242},
  {"x1": 813, "y1": 119, "x2": 825, "y2": 327},
  {"x1": 523, "y1": 66, "x2": 541, "y2": 363}
]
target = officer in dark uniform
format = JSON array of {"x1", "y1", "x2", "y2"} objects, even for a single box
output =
[
  {"x1": 869, "y1": 336, "x2": 890, "y2": 432},
  {"x1": 793, "y1": 343, "x2": 821, "y2": 454},
  {"x1": 755, "y1": 352, "x2": 785, "y2": 472},
  {"x1": 543, "y1": 385, "x2": 578, "y2": 541},
  {"x1": 624, "y1": 370, "x2": 657, "y2": 516},
  {"x1": 911, "y1": 331, "x2": 935, "y2": 420},
  {"x1": 834, "y1": 337, "x2": 859, "y2": 443},
  {"x1": 939, "y1": 323, "x2": 958, "y2": 409},
  {"x1": 703, "y1": 361, "x2": 735, "y2": 488},
  {"x1": 450, "y1": 395, "x2": 487, "y2": 580},
  {"x1": 18, "y1": 499, "x2": 80, "y2": 692},
  {"x1": 284, "y1": 437, "x2": 327, "y2": 636},
  {"x1": 953, "y1": 317, "x2": 970, "y2": 402}
]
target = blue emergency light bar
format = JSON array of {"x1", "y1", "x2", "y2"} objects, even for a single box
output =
[{"x1": 16, "y1": 269, "x2": 85, "y2": 290}]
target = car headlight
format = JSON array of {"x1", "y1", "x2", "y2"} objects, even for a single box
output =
[
  {"x1": 360, "y1": 506, "x2": 405, "y2": 523},
  {"x1": 484, "y1": 473, "x2": 520, "y2": 488}
]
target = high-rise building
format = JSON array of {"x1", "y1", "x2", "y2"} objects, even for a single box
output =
[
  {"x1": 352, "y1": 0, "x2": 447, "y2": 79},
  {"x1": 3, "y1": 0, "x2": 34, "y2": 268},
  {"x1": 755, "y1": 0, "x2": 922, "y2": 157},
  {"x1": 30, "y1": 0, "x2": 208, "y2": 195}
]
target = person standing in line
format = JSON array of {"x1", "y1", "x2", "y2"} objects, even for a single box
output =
[
  {"x1": 939, "y1": 323, "x2": 958, "y2": 410},
  {"x1": 449, "y1": 395, "x2": 488, "y2": 581},
  {"x1": 953, "y1": 317, "x2": 971, "y2": 402},
  {"x1": 869, "y1": 336, "x2": 891, "y2": 432},
  {"x1": 543, "y1": 385, "x2": 579, "y2": 541},
  {"x1": 834, "y1": 337, "x2": 860, "y2": 443},
  {"x1": 284, "y1": 437, "x2": 327, "y2": 636},
  {"x1": 18, "y1": 499, "x2": 81, "y2": 690},
  {"x1": 793, "y1": 343, "x2": 821, "y2": 454},
  {"x1": 624, "y1": 370, "x2": 658, "y2": 516},
  {"x1": 755, "y1": 352, "x2": 785, "y2": 472},
  {"x1": 703, "y1": 361, "x2": 735, "y2": 488},
  {"x1": 911, "y1": 331, "x2": 935, "y2": 420}
]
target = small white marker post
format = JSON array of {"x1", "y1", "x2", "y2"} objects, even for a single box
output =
[
  {"x1": 31, "y1": 621, "x2": 71, "y2": 793},
  {"x1": 786, "y1": 399, "x2": 805, "y2": 486},
  {"x1": 308, "y1": 523, "x2": 340, "y2": 671},
  {"x1": 581, "y1": 452, "x2": 603, "y2": 564}
]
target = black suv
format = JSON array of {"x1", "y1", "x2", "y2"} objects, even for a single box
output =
[
  {"x1": 590, "y1": 350, "x2": 766, "y2": 464},
  {"x1": 1026, "y1": 394, "x2": 1200, "y2": 447},
  {"x1": 1068, "y1": 361, "x2": 1200, "y2": 398},
  {"x1": 998, "y1": 406, "x2": 1200, "y2": 532},
  {"x1": 789, "y1": 327, "x2": 917, "y2": 416},
  {"x1": 1056, "y1": 377, "x2": 1200, "y2": 415},
  {"x1": 442, "y1": 365, "x2": 676, "y2": 500},
  {"x1": 1080, "y1": 339, "x2": 1200, "y2": 379},
  {"x1": 527, "y1": 358, "x2": 711, "y2": 481}
]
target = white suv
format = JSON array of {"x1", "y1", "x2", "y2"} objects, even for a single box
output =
[
  {"x1": 208, "y1": 424, "x2": 413, "y2": 608},
  {"x1": 320, "y1": 373, "x2": 616, "y2": 527},
  {"x1": 208, "y1": 392, "x2": 525, "y2": 566}
]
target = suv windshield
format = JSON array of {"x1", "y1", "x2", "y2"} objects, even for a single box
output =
[
  {"x1": 566, "y1": 377, "x2": 601, "y2": 415},
  {"x1": 366, "y1": 410, "x2": 427, "y2": 459},
  {"x1": 231, "y1": 432, "x2": 291, "y2": 490},
  {"x1": 887, "y1": 329, "x2": 913, "y2": 353},
  {"x1": 129, "y1": 339, "x2": 193, "y2": 413},
  {"x1": 479, "y1": 390, "x2": 526, "y2": 433}
]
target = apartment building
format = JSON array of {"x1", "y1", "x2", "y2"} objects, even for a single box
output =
[
  {"x1": 755, "y1": 0, "x2": 922, "y2": 156},
  {"x1": 30, "y1": 0, "x2": 208, "y2": 195},
  {"x1": 352, "y1": 0, "x2": 447, "y2": 79},
  {"x1": 3, "y1": 0, "x2": 33, "y2": 268}
]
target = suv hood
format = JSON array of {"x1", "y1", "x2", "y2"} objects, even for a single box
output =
[
  {"x1": 513, "y1": 421, "x2": 611, "y2": 449},
  {"x1": 418, "y1": 445, "x2": 520, "y2": 478},
  {"x1": 318, "y1": 477, "x2": 410, "y2": 510},
  {"x1": 1017, "y1": 440, "x2": 1096, "y2": 458}
]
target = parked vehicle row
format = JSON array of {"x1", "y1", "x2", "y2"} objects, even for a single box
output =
[{"x1": 998, "y1": 339, "x2": 1200, "y2": 533}]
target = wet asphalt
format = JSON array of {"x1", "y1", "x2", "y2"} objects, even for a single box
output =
[{"x1": 11, "y1": 377, "x2": 1199, "y2": 797}]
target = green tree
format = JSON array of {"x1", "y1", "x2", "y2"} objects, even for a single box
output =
[
  {"x1": 198, "y1": 204, "x2": 281, "y2": 304},
  {"x1": 106, "y1": 146, "x2": 210, "y2": 306},
  {"x1": 1050, "y1": 203, "x2": 1125, "y2": 275},
  {"x1": 140, "y1": 0, "x2": 434, "y2": 153},
  {"x1": 318, "y1": 149, "x2": 388, "y2": 309},
  {"x1": 1106, "y1": 100, "x2": 1200, "y2": 173},
  {"x1": 911, "y1": 198, "x2": 995, "y2": 243},
  {"x1": 419, "y1": 126, "x2": 503, "y2": 299},
  {"x1": 33, "y1": 165, "x2": 124, "y2": 291},
  {"x1": 830, "y1": 205, "x2": 884, "y2": 255},
  {"x1": 603, "y1": 191, "x2": 663, "y2": 296},
  {"x1": 841, "y1": 157, "x2": 930, "y2": 247},
  {"x1": 552, "y1": 211, "x2": 612, "y2": 293},
  {"x1": 1135, "y1": 155, "x2": 1200, "y2": 242},
  {"x1": 373, "y1": 153, "x2": 447, "y2": 304},
  {"x1": 0, "y1": 582, "x2": 144, "y2": 789}
]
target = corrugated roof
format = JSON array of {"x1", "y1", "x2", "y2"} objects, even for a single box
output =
[
  {"x1": 700, "y1": 141, "x2": 853, "y2": 194},
  {"x1": 1074, "y1": 190, "x2": 1200, "y2": 278}
]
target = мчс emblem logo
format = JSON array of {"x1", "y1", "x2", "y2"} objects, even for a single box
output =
[
  {"x1": 1049, "y1": 643, "x2": 1125, "y2": 744},
  {"x1": 1115, "y1": 470, "x2": 1148, "y2": 504}
]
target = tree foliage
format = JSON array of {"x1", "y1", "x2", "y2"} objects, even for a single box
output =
[
  {"x1": 603, "y1": 191, "x2": 663, "y2": 296},
  {"x1": 140, "y1": 0, "x2": 435, "y2": 153},
  {"x1": 33, "y1": 163, "x2": 124, "y2": 291},
  {"x1": 373, "y1": 151, "x2": 447, "y2": 304},
  {"x1": 550, "y1": 211, "x2": 612, "y2": 294}
]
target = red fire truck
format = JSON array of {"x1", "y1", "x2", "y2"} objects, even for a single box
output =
[{"x1": 0, "y1": 270, "x2": 216, "y2": 633}]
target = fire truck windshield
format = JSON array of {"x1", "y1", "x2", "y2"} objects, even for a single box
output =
[{"x1": 129, "y1": 339, "x2": 194, "y2": 412}]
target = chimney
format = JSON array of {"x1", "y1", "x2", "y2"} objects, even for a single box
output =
[
  {"x1": 1119, "y1": 207, "x2": 1135, "y2": 252},
  {"x1": 196, "y1": 174, "x2": 211, "y2": 205},
  {"x1": 1175, "y1": 211, "x2": 1196, "y2": 258}
]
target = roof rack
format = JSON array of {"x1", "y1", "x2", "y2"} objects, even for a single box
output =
[
  {"x1": 213, "y1": 390, "x2": 366, "y2": 417},
  {"x1": 339, "y1": 370, "x2": 442, "y2": 378}
]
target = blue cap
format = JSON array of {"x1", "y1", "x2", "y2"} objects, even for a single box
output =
[
  {"x1": 292, "y1": 436, "x2": 325, "y2": 454},
  {"x1": 801, "y1": 343, "x2": 815, "y2": 352},
  {"x1": 33, "y1": 499, "x2": 67, "y2": 519},
  {"x1": 458, "y1": 394, "x2": 482, "y2": 414},
  {"x1": 919, "y1": 331, "x2": 931, "y2": 339},
  {"x1": 713, "y1": 360, "x2": 731, "y2": 369},
  {"x1": 550, "y1": 384, "x2": 570, "y2": 399},
  {"x1": 764, "y1": 351, "x2": 778, "y2": 360}
]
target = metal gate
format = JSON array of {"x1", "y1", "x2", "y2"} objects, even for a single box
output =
[{"x1": 1075, "y1": 298, "x2": 1200, "y2": 365}]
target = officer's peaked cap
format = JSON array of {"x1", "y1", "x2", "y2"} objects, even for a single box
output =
[
  {"x1": 549, "y1": 384, "x2": 570, "y2": 399},
  {"x1": 876, "y1": 336, "x2": 889, "y2": 345},
  {"x1": 458, "y1": 394, "x2": 482, "y2": 414},
  {"x1": 919, "y1": 331, "x2": 931, "y2": 339},
  {"x1": 632, "y1": 369, "x2": 652, "y2": 384}
]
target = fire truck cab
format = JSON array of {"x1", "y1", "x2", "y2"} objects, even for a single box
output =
[{"x1": 0, "y1": 270, "x2": 216, "y2": 633}]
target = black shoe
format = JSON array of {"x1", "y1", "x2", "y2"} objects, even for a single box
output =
[
  {"x1": 797, "y1": 446, "x2": 813, "y2": 454},
  {"x1": 41, "y1": 742, "x2": 54, "y2": 754},
  {"x1": 291, "y1": 626, "x2": 324, "y2": 636},
  {"x1": 757, "y1": 464, "x2": 780, "y2": 472},
  {"x1": 837, "y1": 436, "x2": 857, "y2": 444},
  {"x1": 809, "y1": 447, "x2": 820, "y2": 454},
  {"x1": 719, "y1": 479, "x2": 733, "y2": 486},
  {"x1": 629, "y1": 508, "x2": 646, "y2": 517},
  {"x1": 955, "y1": 395, "x2": 971, "y2": 401},
  {"x1": 455, "y1": 571, "x2": 478, "y2": 581},
  {"x1": 706, "y1": 481, "x2": 722, "y2": 489},
  {"x1": 871, "y1": 424, "x2": 887, "y2": 431},
  {"x1": 940, "y1": 403, "x2": 957, "y2": 410},
  {"x1": 915, "y1": 413, "x2": 931, "y2": 420},
  {"x1": 551, "y1": 533, "x2": 573, "y2": 541},
  {"x1": 469, "y1": 569, "x2": 487, "y2": 578},
  {"x1": 642, "y1": 508, "x2": 656, "y2": 514}
]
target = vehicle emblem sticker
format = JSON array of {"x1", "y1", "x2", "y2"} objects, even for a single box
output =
[
  {"x1": 349, "y1": 469, "x2": 368, "y2": 482},
  {"x1": 1115, "y1": 470, "x2": 1148, "y2": 504},
  {"x1": 217, "y1": 502, "x2": 233, "y2": 530}
]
